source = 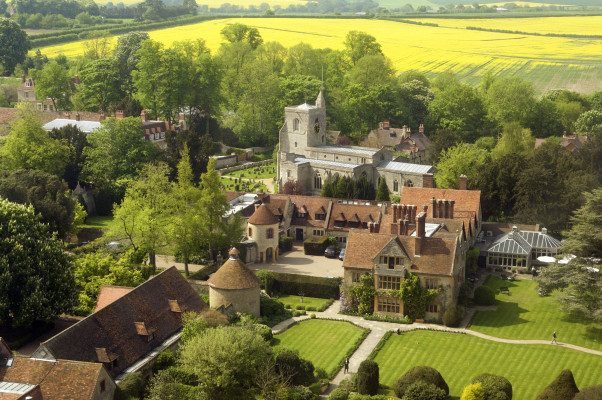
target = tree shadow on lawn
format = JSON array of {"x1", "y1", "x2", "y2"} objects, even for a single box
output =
[
  {"x1": 470, "y1": 301, "x2": 530, "y2": 328},
  {"x1": 558, "y1": 314, "x2": 602, "y2": 347}
]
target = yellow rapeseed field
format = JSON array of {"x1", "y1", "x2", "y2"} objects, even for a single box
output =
[
  {"x1": 36, "y1": 17, "x2": 602, "y2": 93},
  {"x1": 408, "y1": 15, "x2": 602, "y2": 36}
]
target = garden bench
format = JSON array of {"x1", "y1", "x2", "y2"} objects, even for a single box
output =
[{"x1": 500, "y1": 286, "x2": 510, "y2": 294}]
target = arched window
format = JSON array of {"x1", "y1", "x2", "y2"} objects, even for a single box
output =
[
  {"x1": 405, "y1": 180, "x2": 414, "y2": 187},
  {"x1": 314, "y1": 172, "x2": 322, "y2": 189},
  {"x1": 248, "y1": 227, "x2": 253, "y2": 237},
  {"x1": 393, "y1": 179, "x2": 399, "y2": 192},
  {"x1": 266, "y1": 228, "x2": 274, "y2": 239},
  {"x1": 293, "y1": 118, "x2": 300, "y2": 131}
]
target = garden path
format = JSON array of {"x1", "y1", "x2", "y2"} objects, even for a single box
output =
[{"x1": 272, "y1": 300, "x2": 602, "y2": 398}]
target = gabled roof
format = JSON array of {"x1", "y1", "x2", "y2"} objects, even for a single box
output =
[
  {"x1": 94, "y1": 286, "x2": 133, "y2": 312},
  {"x1": 32, "y1": 267, "x2": 206, "y2": 377},
  {"x1": 396, "y1": 132, "x2": 432, "y2": 153},
  {"x1": 400, "y1": 187, "x2": 481, "y2": 218},
  {"x1": 377, "y1": 161, "x2": 434, "y2": 174},
  {"x1": 207, "y1": 252, "x2": 261, "y2": 290},
  {"x1": 276, "y1": 195, "x2": 331, "y2": 228},
  {"x1": 42, "y1": 119, "x2": 101, "y2": 134},
  {"x1": 248, "y1": 204, "x2": 279, "y2": 226},
  {"x1": 328, "y1": 202, "x2": 381, "y2": 230}
]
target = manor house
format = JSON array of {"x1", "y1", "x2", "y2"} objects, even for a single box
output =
[{"x1": 277, "y1": 90, "x2": 435, "y2": 196}]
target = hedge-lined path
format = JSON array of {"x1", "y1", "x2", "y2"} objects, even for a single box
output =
[{"x1": 272, "y1": 300, "x2": 602, "y2": 397}]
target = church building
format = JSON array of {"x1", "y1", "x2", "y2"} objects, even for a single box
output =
[{"x1": 277, "y1": 90, "x2": 435, "y2": 196}]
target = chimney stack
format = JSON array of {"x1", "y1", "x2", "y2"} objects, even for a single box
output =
[
  {"x1": 450, "y1": 200, "x2": 455, "y2": 219},
  {"x1": 419, "y1": 124, "x2": 424, "y2": 134},
  {"x1": 383, "y1": 120, "x2": 390, "y2": 130},
  {"x1": 443, "y1": 199, "x2": 449, "y2": 219},
  {"x1": 459, "y1": 174, "x2": 468, "y2": 190},
  {"x1": 414, "y1": 211, "x2": 426, "y2": 257},
  {"x1": 422, "y1": 173, "x2": 434, "y2": 188},
  {"x1": 141, "y1": 110, "x2": 148, "y2": 122},
  {"x1": 21, "y1": 72, "x2": 26, "y2": 83},
  {"x1": 75, "y1": 113, "x2": 80, "y2": 121},
  {"x1": 379, "y1": 121, "x2": 384, "y2": 130},
  {"x1": 99, "y1": 111, "x2": 106, "y2": 121},
  {"x1": 430, "y1": 197, "x2": 437, "y2": 218},
  {"x1": 115, "y1": 110, "x2": 124, "y2": 119}
]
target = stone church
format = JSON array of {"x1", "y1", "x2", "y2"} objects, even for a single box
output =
[{"x1": 277, "y1": 90, "x2": 435, "y2": 197}]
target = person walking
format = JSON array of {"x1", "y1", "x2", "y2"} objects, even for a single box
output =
[
  {"x1": 552, "y1": 331, "x2": 557, "y2": 344},
  {"x1": 344, "y1": 357, "x2": 349, "y2": 373}
]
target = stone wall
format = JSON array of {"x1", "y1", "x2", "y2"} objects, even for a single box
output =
[{"x1": 210, "y1": 286, "x2": 260, "y2": 317}]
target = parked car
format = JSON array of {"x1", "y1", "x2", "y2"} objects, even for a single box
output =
[
  {"x1": 338, "y1": 248, "x2": 346, "y2": 261},
  {"x1": 324, "y1": 245, "x2": 340, "y2": 258}
]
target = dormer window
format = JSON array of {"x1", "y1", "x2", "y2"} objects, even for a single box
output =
[
  {"x1": 379, "y1": 256, "x2": 403, "y2": 269},
  {"x1": 25, "y1": 81, "x2": 31, "y2": 87},
  {"x1": 95, "y1": 348, "x2": 118, "y2": 369},
  {"x1": 134, "y1": 322, "x2": 155, "y2": 343},
  {"x1": 168, "y1": 300, "x2": 181, "y2": 318},
  {"x1": 315, "y1": 213, "x2": 325, "y2": 221}
]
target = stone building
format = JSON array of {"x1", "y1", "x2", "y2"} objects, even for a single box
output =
[
  {"x1": 246, "y1": 204, "x2": 280, "y2": 263},
  {"x1": 361, "y1": 121, "x2": 432, "y2": 161},
  {"x1": 277, "y1": 91, "x2": 435, "y2": 197},
  {"x1": 207, "y1": 248, "x2": 261, "y2": 317},
  {"x1": 17, "y1": 73, "x2": 80, "y2": 111}
]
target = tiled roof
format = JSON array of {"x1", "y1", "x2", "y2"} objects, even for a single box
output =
[
  {"x1": 94, "y1": 286, "x2": 133, "y2": 312},
  {"x1": 377, "y1": 161, "x2": 434, "y2": 174},
  {"x1": 294, "y1": 158, "x2": 359, "y2": 169},
  {"x1": 328, "y1": 202, "x2": 382, "y2": 231},
  {"x1": 207, "y1": 255, "x2": 261, "y2": 290},
  {"x1": 0, "y1": 357, "x2": 104, "y2": 400},
  {"x1": 248, "y1": 204, "x2": 279, "y2": 226},
  {"x1": 396, "y1": 133, "x2": 432, "y2": 152},
  {"x1": 343, "y1": 231, "x2": 457, "y2": 276},
  {"x1": 32, "y1": 267, "x2": 206, "y2": 377},
  {"x1": 400, "y1": 187, "x2": 481, "y2": 217},
  {"x1": 283, "y1": 195, "x2": 332, "y2": 228},
  {"x1": 312, "y1": 144, "x2": 378, "y2": 156},
  {"x1": 363, "y1": 127, "x2": 407, "y2": 148}
]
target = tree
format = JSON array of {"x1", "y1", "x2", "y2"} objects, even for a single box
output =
[
  {"x1": 427, "y1": 82, "x2": 486, "y2": 133},
  {"x1": 0, "y1": 169, "x2": 80, "y2": 239},
  {"x1": 220, "y1": 23, "x2": 263, "y2": 49},
  {"x1": 470, "y1": 373, "x2": 512, "y2": 400},
  {"x1": 434, "y1": 143, "x2": 490, "y2": 189},
  {"x1": 393, "y1": 366, "x2": 449, "y2": 399},
  {"x1": 281, "y1": 180, "x2": 303, "y2": 195},
  {"x1": 403, "y1": 381, "x2": 448, "y2": 400},
  {"x1": 274, "y1": 351, "x2": 315, "y2": 386},
  {"x1": 535, "y1": 259, "x2": 602, "y2": 323},
  {"x1": 48, "y1": 124, "x2": 89, "y2": 189},
  {"x1": 357, "y1": 360, "x2": 379, "y2": 395},
  {"x1": 563, "y1": 188, "x2": 602, "y2": 258},
  {"x1": 575, "y1": 110, "x2": 602, "y2": 135},
  {"x1": 536, "y1": 370, "x2": 579, "y2": 400},
  {"x1": 375, "y1": 178, "x2": 390, "y2": 201},
  {"x1": 0, "y1": 18, "x2": 30, "y2": 75},
  {"x1": 485, "y1": 76, "x2": 535, "y2": 126},
  {"x1": 178, "y1": 325, "x2": 272, "y2": 399},
  {"x1": 33, "y1": 62, "x2": 75, "y2": 110},
  {"x1": 74, "y1": 58, "x2": 122, "y2": 112},
  {"x1": 82, "y1": 31, "x2": 113, "y2": 60},
  {"x1": 344, "y1": 31, "x2": 382, "y2": 66},
  {"x1": 0, "y1": 104, "x2": 68, "y2": 176},
  {"x1": 0, "y1": 199, "x2": 76, "y2": 328},
  {"x1": 491, "y1": 121, "x2": 534, "y2": 159},
  {"x1": 114, "y1": 31, "x2": 150, "y2": 95},
  {"x1": 164, "y1": 129, "x2": 217, "y2": 184},
  {"x1": 110, "y1": 163, "x2": 171, "y2": 270}
]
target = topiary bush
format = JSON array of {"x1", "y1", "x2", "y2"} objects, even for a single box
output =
[
  {"x1": 315, "y1": 367, "x2": 328, "y2": 379},
  {"x1": 470, "y1": 373, "x2": 512, "y2": 400},
  {"x1": 328, "y1": 388, "x2": 350, "y2": 400},
  {"x1": 403, "y1": 381, "x2": 448, "y2": 400},
  {"x1": 573, "y1": 385, "x2": 602, "y2": 399},
  {"x1": 357, "y1": 360, "x2": 379, "y2": 395},
  {"x1": 393, "y1": 366, "x2": 449, "y2": 398},
  {"x1": 443, "y1": 305, "x2": 465, "y2": 327},
  {"x1": 461, "y1": 382, "x2": 485, "y2": 400},
  {"x1": 276, "y1": 351, "x2": 316, "y2": 386},
  {"x1": 536, "y1": 370, "x2": 579, "y2": 400},
  {"x1": 474, "y1": 286, "x2": 496, "y2": 306}
]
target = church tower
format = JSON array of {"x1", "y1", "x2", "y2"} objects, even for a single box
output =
[{"x1": 278, "y1": 90, "x2": 326, "y2": 157}]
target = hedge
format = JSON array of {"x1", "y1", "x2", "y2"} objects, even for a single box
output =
[
  {"x1": 474, "y1": 285, "x2": 496, "y2": 306},
  {"x1": 279, "y1": 236, "x2": 293, "y2": 253},
  {"x1": 271, "y1": 271, "x2": 341, "y2": 298},
  {"x1": 357, "y1": 360, "x2": 379, "y2": 395},
  {"x1": 536, "y1": 370, "x2": 580, "y2": 400},
  {"x1": 303, "y1": 236, "x2": 337, "y2": 255}
]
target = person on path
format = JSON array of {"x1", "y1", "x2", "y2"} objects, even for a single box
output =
[
  {"x1": 552, "y1": 331, "x2": 557, "y2": 344},
  {"x1": 344, "y1": 357, "x2": 349, "y2": 373}
]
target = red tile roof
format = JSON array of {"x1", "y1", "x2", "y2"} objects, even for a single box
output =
[
  {"x1": 274, "y1": 194, "x2": 332, "y2": 228},
  {"x1": 94, "y1": 286, "x2": 133, "y2": 312},
  {"x1": 328, "y1": 202, "x2": 381, "y2": 231},
  {"x1": 400, "y1": 187, "x2": 481, "y2": 217},
  {"x1": 248, "y1": 204, "x2": 279, "y2": 225}
]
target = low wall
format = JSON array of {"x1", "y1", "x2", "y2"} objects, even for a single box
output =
[{"x1": 218, "y1": 159, "x2": 273, "y2": 175}]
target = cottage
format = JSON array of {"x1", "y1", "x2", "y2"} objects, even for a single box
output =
[{"x1": 361, "y1": 121, "x2": 432, "y2": 161}]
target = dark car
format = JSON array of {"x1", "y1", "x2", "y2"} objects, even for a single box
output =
[
  {"x1": 324, "y1": 245, "x2": 340, "y2": 258},
  {"x1": 338, "y1": 248, "x2": 346, "y2": 261}
]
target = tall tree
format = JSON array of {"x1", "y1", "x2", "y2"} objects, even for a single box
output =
[
  {"x1": 0, "y1": 199, "x2": 76, "y2": 328},
  {"x1": 434, "y1": 143, "x2": 490, "y2": 189},
  {"x1": 485, "y1": 76, "x2": 535, "y2": 127},
  {"x1": 34, "y1": 62, "x2": 75, "y2": 110},
  {"x1": 0, "y1": 104, "x2": 68, "y2": 176},
  {"x1": 114, "y1": 31, "x2": 150, "y2": 95},
  {"x1": 427, "y1": 82, "x2": 486, "y2": 133},
  {"x1": 575, "y1": 110, "x2": 602, "y2": 135},
  {"x1": 0, "y1": 17, "x2": 30, "y2": 75},
  {"x1": 491, "y1": 121, "x2": 534, "y2": 159},
  {"x1": 375, "y1": 178, "x2": 390, "y2": 201},
  {"x1": 220, "y1": 23, "x2": 263, "y2": 49},
  {"x1": 48, "y1": 124, "x2": 89, "y2": 189},
  {"x1": 562, "y1": 187, "x2": 602, "y2": 258},
  {"x1": 344, "y1": 31, "x2": 382, "y2": 66},
  {"x1": 74, "y1": 58, "x2": 122, "y2": 112}
]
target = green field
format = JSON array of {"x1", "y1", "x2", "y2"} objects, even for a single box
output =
[
  {"x1": 81, "y1": 215, "x2": 114, "y2": 229},
  {"x1": 277, "y1": 295, "x2": 333, "y2": 311},
  {"x1": 36, "y1": 17, "x2": 602, "y2": 94},
  {"x1": 373, "y1": 330, "x2": 602, "y2": 399},
  {"x1": 274, "y1": 319, "x2": 368, "y2": 377},
  {"x1": 470, "y1": 276, "x2": 602, "y2": 352}
]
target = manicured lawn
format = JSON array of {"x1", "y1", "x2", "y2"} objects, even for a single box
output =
[
  {"x1": 225, "y1": 162, "x2": 277, "y2": 180},
  {"x1": 277, "y1": 295, "x2": 333, "y2": 311},
  {"x1": 274, "y1": 319, "x2": 368, "y2": 377},
  {"x1": 81, "y1": 215, "x2": 114, "y2": 229},
  {"x1": 470, "y1": 276, "x2": 602, "y2": 351},
  {"x1": 374, "y1": 330, "x2": 602, "y2": 399}
]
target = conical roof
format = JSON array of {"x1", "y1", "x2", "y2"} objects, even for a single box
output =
[
  {"x1": 248, "y1": 204, "x2": 279, "y2": 226},
  {"x1": 207, "y1": 249, "x2": 261, "y2": 290}
]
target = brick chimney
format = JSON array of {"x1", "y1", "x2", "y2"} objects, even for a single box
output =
[
  {"x1": 99, "y1": 111, "x2": 106, "y2": 121},
  {"x1": 414, "y1": 211, "x2": 426, "y2": 257},
  {"x1": 430, "y1": 196, "x2": 437, "y2": 218},
  {"x1": 21, "y1": 72, "x2": 26, "y2": 83},
  {"x1": 383, "y1": 120, "x2": 390, "y2": 130},
  {"x1": 449, "y1": 200, "x2": 455, "y2": 219},
  {"x1": 422, "y1": 173, "x2": 434, "y2": 188},
  {"x1": 459, "y1": 174, "x2": 468, "y2": 190},
  {"x1": 443, "y1": 199, "x2": 449, "y2": 219},
  {"x1": 141, "y1": 110, "x2": 148, "y2": 122},
  {"x1": 379, "y1": 121, "x2": 384, "y2": 130},
  {"x1": 419, "y1": 124, "x2": 424, "y2": 134},
  {"x1": 115, "y1": 110, "x2": 124, "y2": 119},
  {"x1": 410, "y1": 205, "x2": 417, "y2": 224},
  {"x1": 75, "y1": 113, "x2": 80, "y2": 121},
  {"x1": 179, "y1": 113, "x2": 186, "y2": 130}
]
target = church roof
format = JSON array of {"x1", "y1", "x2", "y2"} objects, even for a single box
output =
[
  {"x1": 377, "y1": 161, "x2": 433, "y2": 174},
  {"x1": 248, "y1": 204, "x2": 279, "y2": 225},
  {"x1": 294, "y1": 158, "x2": 359, "y2": 169},
  {"x1": 313, "y1": 144, "x2": 378, "y2": 156},
  {"x1": 207, "y1": 250, "x2": 261, "y2": 290}
]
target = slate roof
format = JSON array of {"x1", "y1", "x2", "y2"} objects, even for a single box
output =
[
  {"x1": 42, "y1": 119, "x2": 101, "y2": 133},
  {"x1": 94, "y1": 286, "x2": 133, "y2": 312},
  {"x1": 377, "y1": 161, "x2": 434, "y2": 174},
  {"x1": 0, "y1": 357, "x2": 105, "y2": 400},
  {"x1": 312, "y1": 144, "x2": 378, "y2": 156},
  {"x1": 32, "y1": 267, "x2": 206, "y2": 377},
  {"x1": 342, "y1": 231, "x2": 457, "y2": 276},
  {"x1": 294, "y1": 158, "x2": 359, "y2": 169},
  {"x1": 248, "y1": 204, "x2": 279, "y2": 226},
  {"x1": 207, "y1": 251, "x2": 261, "y2": 290},
  {"x1": 396, "y1": 132, "x2": 432, "y2": 153}
]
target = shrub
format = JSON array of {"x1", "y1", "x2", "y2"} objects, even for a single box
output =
[
  {"x1": 443, "y1": 305, "x2": 465, "y2": 327},
  {"x1": 250, "y1": 323, "x2": 273, "y2": 342},
  {"x1": 403, "y1": 381, "x2": 448, "y2": 400},
  {"x1": 329, "y1": 388, "x2": 350, "y2": 400},
  {"x1": 315, "y1": 367, "x2": 328, "y2": 379},
  {"x1": 357, "y1": 360, "x2": 379, "y2": 395},
  {"x1": 339, "y1": 375, "x2": 356, "y2": 392},
  {"x1": 307, "y1": 306, "x2": 317, "y2": 311},
  {"x1": 310, "y1": 313, "x2": 316, "y2": 319},
  {"x1": 272, "y1": 271, "x2": 341, "y2": 298},
  {"x1": 470, "y1": 373, "x2": 512, "y2": 400},
  {"x1": 293, "y1": 310, "x2": 301, "y2": 317},
  {"x1": 393, "y1": 366, "x2": 449, "y2": 398},
  {"x1": 116, "y1": 372, "x2": 145, "y2": 399},
  {"x1": 279, "y1": 236, "x2": 293, "y2": 252},
  {"x1": 536, "y1": 370, "x2": 580, "y2": 400},
  {"x1": 152, "y1": 349, "x2": 175, "y2": 373},
  {"x1": 256, "y1": 270, "x2": 275, "y2": 294},
  {"x1": 199, "y1": 310, "x2": 229, "y2": 327},
  {"x1": 289, "y1": 385, "x2": 315, "y2": 400},
  {"x1": 296, "y1": 305, "x2": 306, "y2": 310},
  {"x1": 474, "y1": 286, "x2": 496, "y2": 306},
  {"x1": 303, "y1": 236, "x2": 337, "y2": 255},
  {"x1": 276, "y1": 351, "x2": 315, "y2": 386},
  {"x1": 461, "y1": 383, "x2": 485, "y2": 400},
  {"x1": 260, "y1": 293, "x2": 286, "y2": 317},
  {"x1": 573, "y1": 385, "x2": 602, "y2": 399}
]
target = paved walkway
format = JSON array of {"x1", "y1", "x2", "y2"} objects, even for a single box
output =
[{"x1": 272, "y1": 300, "x2": 602, "y2": 397}]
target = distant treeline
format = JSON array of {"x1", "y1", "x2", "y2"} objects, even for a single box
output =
[{"x1": 465, "y1": 25, "x2": 602, "y2": 40}]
